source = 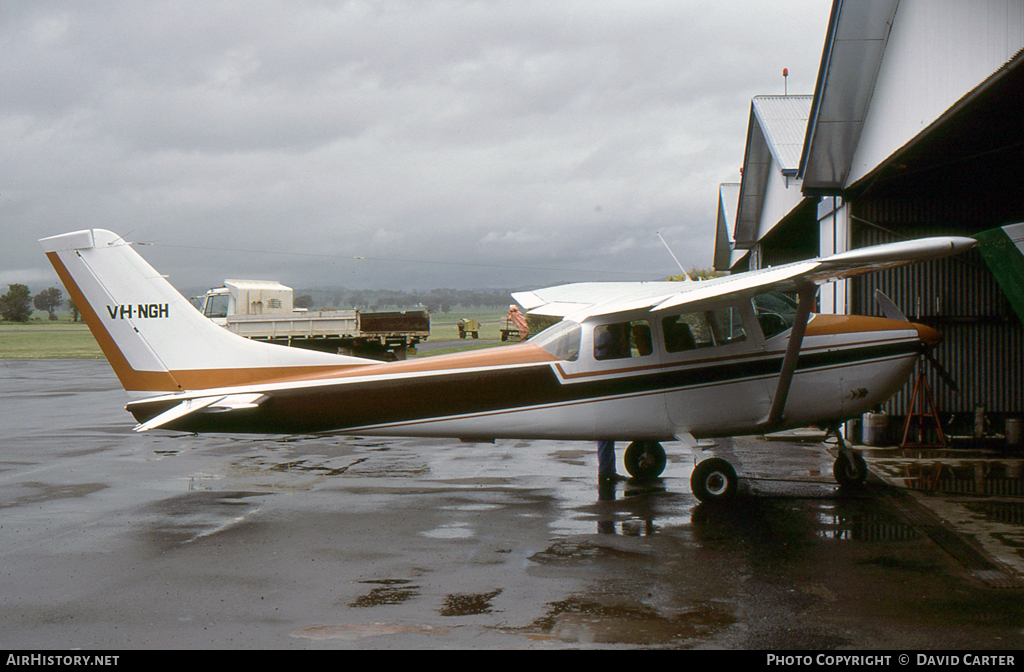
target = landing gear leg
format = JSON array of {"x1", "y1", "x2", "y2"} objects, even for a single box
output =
[{"x1": 826, "y1": 424, "x2": 868, "y2": 488}]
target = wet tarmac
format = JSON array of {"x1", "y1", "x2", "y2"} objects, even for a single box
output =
[{"x1": 2, "y1": 359, "x2": 1024, "y2": 650}]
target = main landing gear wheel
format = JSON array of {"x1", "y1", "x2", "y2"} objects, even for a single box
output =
[
  {"x1": 690, "y1": 457, "x2": 737, "y2": 503},
  {"x1": 833, "y1": 451, "x2": 868, "y2": 488},
  {"x1": 623, "y1": 441, "x2": 667, "y2": 480}
]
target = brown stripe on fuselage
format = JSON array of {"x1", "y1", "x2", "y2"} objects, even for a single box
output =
[{"x1": 171, "y1": 342, "x2": 559, "y2": 389}]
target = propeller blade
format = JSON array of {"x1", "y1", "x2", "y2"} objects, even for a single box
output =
[
  {"x1": 874, "y1": 289, "x2": 908, "y2": 322},
  {"x1": 924, "y1": 351, "x2": 959, "y2": 393}
]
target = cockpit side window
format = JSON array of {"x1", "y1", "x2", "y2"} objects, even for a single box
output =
[
  {"x1": 662, "y1": 307, "x2": 746, "y2": 353},
  {"x1": 529, "y1": 320, "x2": 581, "y2": 361},
  {"x1": 594, "y1": 320, "x2": 653, "y2": 360}
]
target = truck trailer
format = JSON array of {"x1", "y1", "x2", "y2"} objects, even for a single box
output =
[{"x1": 197, "y1": 280, "x2": 429, "y2": 360}]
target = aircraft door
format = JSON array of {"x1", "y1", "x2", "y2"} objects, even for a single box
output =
[
  {"x1": 660, "y1": 300, "x2": 771, "y2": 435},
  {"x1": 563, "y1": 316, "x2": 667, "y2": 439}
]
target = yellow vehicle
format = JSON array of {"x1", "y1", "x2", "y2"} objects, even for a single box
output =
[{"x1": 457, "y1": 319, "x2": 480, "y2": 339}]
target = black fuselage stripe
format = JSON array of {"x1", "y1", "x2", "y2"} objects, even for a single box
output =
[{"x1": 140, "y1": 340, "x2": 922, "y2": 433}]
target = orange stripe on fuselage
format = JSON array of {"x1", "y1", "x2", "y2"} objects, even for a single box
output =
[
  {"x1": 806, "y1": 313, "x2": 940, "y2": 347},
  {"x1": 806, "y1": 314, "x2": 911, "y2": 336}
]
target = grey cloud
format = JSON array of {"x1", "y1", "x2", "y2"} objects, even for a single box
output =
[{"x1": 2, "y1": 0, "x2": 831, "y2": 293}]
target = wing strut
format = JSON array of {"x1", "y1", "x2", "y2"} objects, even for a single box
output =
[{"x1": 763, "y1": 283, "x2": 817, "y2": 428}]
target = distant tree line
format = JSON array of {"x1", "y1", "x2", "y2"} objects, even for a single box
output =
[
  {"x1": 0, "y1": 284, "x2": 72, "y2": 323},
  {"x1": 299, "y1": 288, "x2": 517, "y2": 313}
]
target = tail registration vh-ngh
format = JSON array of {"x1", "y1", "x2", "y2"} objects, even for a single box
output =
[{"x1": 41, "y1": 229, "x2": 975, "y2": 502}]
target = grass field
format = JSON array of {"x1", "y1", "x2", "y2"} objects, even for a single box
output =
[
  {"x1": 0, "y1": 307, "x2": 522, "y2": 359},
  {"x1": 421, "y1": 307, "x2": 512, "y2": 341},
  {"x1": 0, "y1": 321, "x2": 105, "y2": 359}
]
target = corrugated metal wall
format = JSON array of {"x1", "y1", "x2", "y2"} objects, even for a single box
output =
[{"x1": 851, "y1": 222, "x2": 1024, "y2": 421}]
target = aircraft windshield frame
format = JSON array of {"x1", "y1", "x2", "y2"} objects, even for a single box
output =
[{"x1": 752, "y1": 290, "x2": 799, "y2": 339}]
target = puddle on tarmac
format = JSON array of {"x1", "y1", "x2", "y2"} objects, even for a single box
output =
[
  {"x1": 440, "y1": 589, "x2": 503, "y2": 616},
  {"x1": 812, "y1": 502, "x2": 920, "y2": 541},
  {"x1": 529, "y1": 538, "x2": 652, "y2": 564},
  {"x1": 420, "y1": 521, "x2": 474, "y2": 539},
  {"x1": 961, "y1": 500, "x2": 1024, "y2": 524},
  {"x1": 291, "y1": 623, "x2": 450, "y2": 640},
  {"x1": 349, "y1": 579, "x2": 421, "y2": 608},
  {"x1": 519, "y1": 596, "x2": 735, "y2": 646},
  {"x1": 529, "y1": 539, "x2": 602, "y2": 563},
  {"x1": 547, "y1": 481, "x2": 691, "y2": 538},
  {"x1": 870, "y1": 452, "x2": 1024, "y2": 496}
]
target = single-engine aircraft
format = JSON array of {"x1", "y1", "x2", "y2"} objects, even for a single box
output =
[{"x1": 40, "y1": 229, "x2": 975, "y2": 502}]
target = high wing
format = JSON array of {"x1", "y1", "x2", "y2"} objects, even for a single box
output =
[
  {"x1": 515, "y1": 236, "x2": 977, "y2": 321},
  {"x1": 512, "y1": 281, "x2": 684, "y2": 318}
]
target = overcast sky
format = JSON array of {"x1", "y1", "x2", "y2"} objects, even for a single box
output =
[{"x1": 2, "y1": 0, "x2": 832, "y2": 294}]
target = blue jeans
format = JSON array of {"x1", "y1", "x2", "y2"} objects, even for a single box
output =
[{"x1": 598, "y1": 441, "x2": 616, "y2": 476}]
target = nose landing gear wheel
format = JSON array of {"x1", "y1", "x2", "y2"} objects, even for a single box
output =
[
  {"x1": 623, "y1": 441, "x2": 667, "y2": 480},
  {"x1": 833, "y1": 451, "x2": 868, "y2": 487},
  {"x1": 690, "y1": 457, "x2": 737, "y2": 503}
]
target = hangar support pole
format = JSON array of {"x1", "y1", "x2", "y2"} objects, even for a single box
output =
[{"x1": 818, "y1": 196, "x2": 850, "y2": 315}]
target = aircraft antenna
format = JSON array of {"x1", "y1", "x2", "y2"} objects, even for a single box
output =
[{"x1": 657, "y1": 232, "x2": 691, "y2": 281}]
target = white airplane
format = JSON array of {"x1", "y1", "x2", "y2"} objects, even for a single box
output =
[{"x1": 40, "y1": 229, "x2": 975, "y2": 503}]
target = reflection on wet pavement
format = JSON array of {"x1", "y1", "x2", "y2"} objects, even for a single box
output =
[
  {"x1": 863, "y1": 446, "x2": 1024, "y2": 584},
  {"x1": 869, "y1": 447, "x2": 1024, "y2": 495},
  {"x1": 4, "y1": 361, "x2": 1024, "y2": 649},
  {"x1": 141, "y1": 490, "x2": 266, "y2": 549}
]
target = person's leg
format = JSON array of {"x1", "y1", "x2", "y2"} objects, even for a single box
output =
[{"x1": 597, "y1": 440, "x2": 616, "y2": 478}]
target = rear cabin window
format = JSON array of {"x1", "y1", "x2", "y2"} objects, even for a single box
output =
[
  {"x1": 594, "y1": 320, "x2": 653, "y2": 360},
  {"x1": 662, "y1": 308, "x2": 746, "y2": 353}
]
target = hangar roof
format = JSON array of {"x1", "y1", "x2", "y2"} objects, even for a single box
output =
[
  {"x1": 799, "y1": 0, "x2": 901, "y2": 193},
  {"x1": 734, "y1": 95, "x2": 812, "y2": 248},
  {"x1": 714, "y1": 183, "x2": 741, "y2": 271},
  {"x1": 752, "y1": 96, "x2": 812, "y2": 174}
]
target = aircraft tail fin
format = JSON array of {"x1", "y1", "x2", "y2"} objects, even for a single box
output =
[
  {"x1": 974, "y1": 222, "x2": 1024, "y2": 325},
  {"x1": 40, "y1": 229, "x2": 371, "y2": 394}
]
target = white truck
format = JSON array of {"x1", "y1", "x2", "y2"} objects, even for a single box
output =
[{"x1": 197, "y1": 280, "x2": 429, "y2": 360}]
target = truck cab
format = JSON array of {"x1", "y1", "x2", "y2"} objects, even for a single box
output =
[{"x1": 201, "y1": 280, "x2": 293, "y2": 326}]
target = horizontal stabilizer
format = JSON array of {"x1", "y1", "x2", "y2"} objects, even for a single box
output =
[{"x1": 133, "y1": 393, "x2": 268, "y2": 432}]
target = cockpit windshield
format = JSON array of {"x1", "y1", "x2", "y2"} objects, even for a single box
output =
[
  {"x1": 752, "y1": 291, "x2": 799, "y2": 339},
  {"x1": 529, "y1": 319, "x2": 581, "y2": 361}
]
